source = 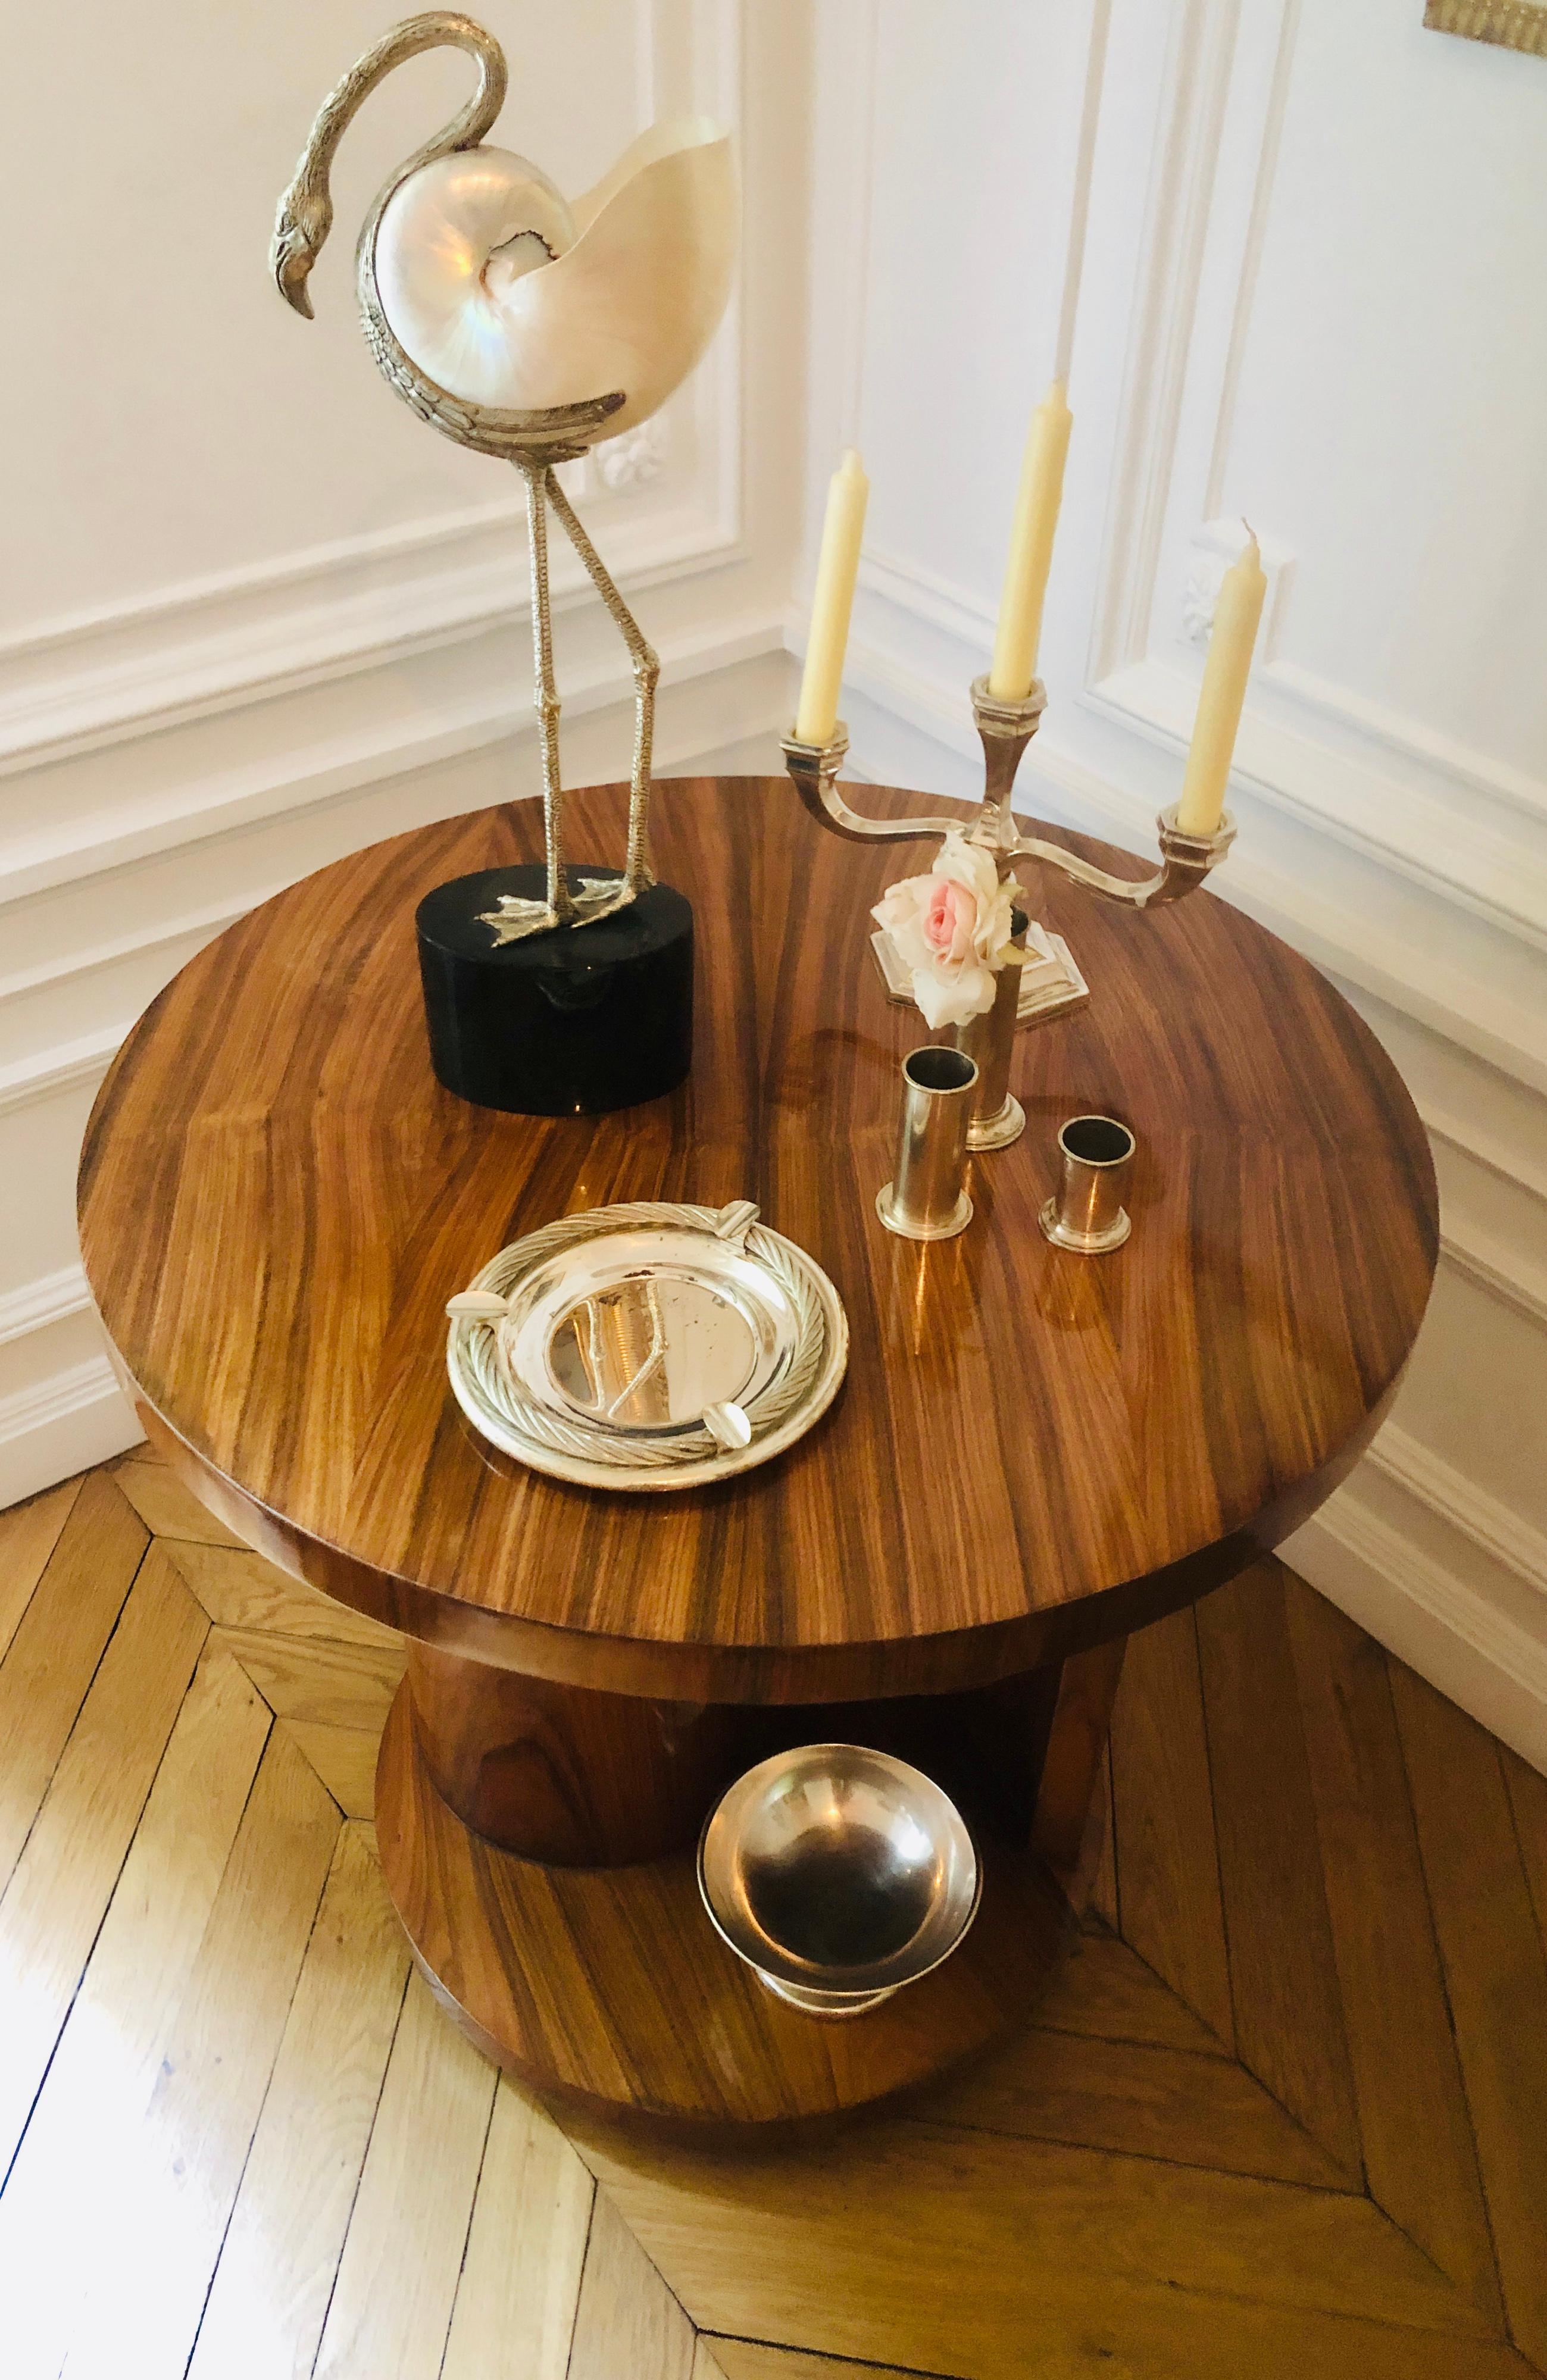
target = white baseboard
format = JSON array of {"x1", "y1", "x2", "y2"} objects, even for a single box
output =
[
  {"x1": 0, "y1": 1354, "x2": 141, "y2": 1509},
  {"x1": 1286, "y1": 1477, "x2": 1547, "y2": 1780}
]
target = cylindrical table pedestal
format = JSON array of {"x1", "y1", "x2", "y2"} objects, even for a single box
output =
[{"x1": 407, "y1": 1644, "x2": 752, "y2": 1866}]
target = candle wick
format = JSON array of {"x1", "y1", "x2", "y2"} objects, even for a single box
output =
[{"x1": 1241, "y1": 517, "x2": 1257, "y2": 542}]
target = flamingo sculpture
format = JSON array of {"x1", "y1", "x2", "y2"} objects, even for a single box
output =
[{"x1": 272, "y1": 12, "x2": 736, "y2": 940}]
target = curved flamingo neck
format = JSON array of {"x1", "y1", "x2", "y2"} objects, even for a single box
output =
[{"x1": 286, "y1": 12, "x2": 507, "y2": 224}]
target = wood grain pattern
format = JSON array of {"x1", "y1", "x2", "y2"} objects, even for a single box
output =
[
  {"x1": 1284, "y1": 1577, "x2": 1504, "y2": 2323},
  {"x1": 0, "y1": 1545, "x2": 205, "y2": 2170},
  {"x1": 704, "y1": 2348, "x2": 933, "y2": 2380},
  {"x1": 1390, "y1": 1663, "x2": 1547, "y2": 2370},
  {"x1": 407, "y1": 1643, "x2": 750, "y2": 1865},
  {"x1": 62, "y1": 1729, "x2": 340, "y2": 2380},
  {"x1": 0, "y1": 1470, "x2": 148, "y2": 1890},
  {"x1": 112, "y1": 1453, "x2": 245, "y2": 1547},
  {"x1": 582, "y1": 2119, "x2": 1501, "y2": 2378},
  {"x1": 1030, "y1": 1637, "x2": 1126, "y2": 1901},
  {"x1": 311, "y1": 1966, "x2": 499, "y2": 2380},
  {"x1": 567, "y1": 2189, "x2": 696, "y2": 2380},
  {"x1": 1107, "y1": 1605, "x2": 1235, "y2": 2049},
  {"x1": 375, "y1": 1684, "x2": 1072, "y2": 2125},
  {"x1": 280, "y1": 1718, "x2": 385, "y2": 1818},
  {"x1": 1502, "y1": 1741, "x2": 1547, "y2": 1957},
  {"x1": 0, "y1": 1477, "x2": 80, "y2": 1663},
  {"x1": 210, "y1": 1624, "x2": 406, "y2": 1733},
  {"x1": 1195, "y1": 1561, "x2": 1365, "y2": 2182},
  {"x1": 440, "y1": 2078, "x2": 595, "y2": 2380},
  {"x1": 1024, "y1": 1922, "x2": 1229, "y2": 2059},
  {"x1": 187, "y1": 1821, "x2": 411, "y2": 2380},
  {"x1": 162, "y1": 1537, "x2": 403, "y2": 1650},
  {"x1": 78, "y1": 777, "x2": 1437, "y2": 1705},
  {"x1": 0, "y1": 1638, "x2": 270, "y2": 2375},
  {"x1": 924, "y1": 2023, "x2": 1351, "y2": 2187}
]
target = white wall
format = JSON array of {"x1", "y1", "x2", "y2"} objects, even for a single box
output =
[
  {"x1": 800, "y1": 0, "x2": 1547, "y2": 1765},
  {"x1": 0, "y1": 0, "x2": 808, "y2": 1499}
]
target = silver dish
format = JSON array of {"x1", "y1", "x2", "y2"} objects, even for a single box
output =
[
  {"x1": 446, "y1": 1200, "x2": 848, "y2": 1491},
  {"x1": 698, "y1": 1744, "x2": 982, "y2": 2018}
]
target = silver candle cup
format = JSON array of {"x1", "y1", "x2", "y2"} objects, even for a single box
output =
[
  {"x1": 1039, "y1": 1114, "x2": 1136, "y2": 1253},
  {"x1": 877, "y1": 1046, "x2": 978, "y2": 1241},
  {"x1": 698, "y1": 1743, "x2": 982, "y2": 2018}
]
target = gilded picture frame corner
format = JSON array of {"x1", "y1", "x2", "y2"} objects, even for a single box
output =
[{"x1": 1424, "y1": 0, "x2": 1547, "y2": 59}]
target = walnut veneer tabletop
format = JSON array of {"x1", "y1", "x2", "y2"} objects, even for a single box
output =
[{"x1": 78, "y1": 778, "x2": 1437, "y2": 1703}]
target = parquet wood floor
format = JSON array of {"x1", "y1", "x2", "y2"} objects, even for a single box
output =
[{"x1": 2, "y1": 1451, "x2": 1545, "y2": 2377}]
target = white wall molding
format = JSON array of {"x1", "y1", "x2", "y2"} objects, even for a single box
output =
[
  {"x1": 1439, "y1": 1220, "x2": 1547, "y2": 1336},
  {"x1": 1090, "y1": 0, "x2": 1246, "y2": 681},
  {"x1": 0, "y1": 489, "x2": 743, "y2": 790},
  {"x1": 0, "y1": 1266, "x2": 92, "y2": 1353},
  {"x1": 1264, "y1": 656, "x2": 1547, "y2": 836},
  {"x1": 0, "y1": 614, "x2": 792, "y2": 1118},
  {"x1": 0, "y1": 604, "x2": 786, "y2": 915},
  {"x1": 1368, "y1": 1422, "x2": 1547, "y2": 1603},
  {"x1": 1087, "y1": 655, "x2": 1547, "y2": 960},
  {"x1": 0, "y1": 1359, "x2": 139, "y2": 1510},
  {"x1": 0, "y1": 1028, "x2": 125, "y2": 1125},
  {"x1": 1288, "y1": 1456, "x2": 1547, "y2": 1778}
]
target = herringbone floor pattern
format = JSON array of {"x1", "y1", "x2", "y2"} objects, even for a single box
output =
[{"x1": 2, "y1": 1449, "x2": 1546, "y2": 2376}]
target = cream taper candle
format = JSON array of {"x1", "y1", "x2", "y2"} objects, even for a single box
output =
[
  {"x1": 1175, "y1": 530, "x2": 1267, "y2": 835},
  {"x1": 795, "y1": 448, "x2": 869, "y2": 745},
  {"x1": 988, "y1": 380, "x2": 1073, "y2": 701}
]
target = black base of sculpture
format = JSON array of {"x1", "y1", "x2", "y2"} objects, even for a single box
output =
[{"x1": 416, "y1": 865, "x2": 693, "y2": 1117}]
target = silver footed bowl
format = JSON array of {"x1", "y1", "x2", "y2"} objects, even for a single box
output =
[{"x1": 698, "y1": 1744, "x2": 981, "y2": 2018}]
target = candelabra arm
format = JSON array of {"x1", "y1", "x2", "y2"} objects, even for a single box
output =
[
  {"x1": 1007, "y1": 809, "x2": 1237, "y2": 909},
  {"x1": 780, "y1": 728, "x2": 966, "y2": 848},
  {"x1": 783, "y1": 680, "x2": 1236, "y2": 915},
  {"x1": 964, "y1": 675, "x2": 1235, "y2": 906}
]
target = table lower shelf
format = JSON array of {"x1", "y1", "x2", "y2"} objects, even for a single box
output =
[{"x1": 374, "y1": 1682, "x2": 1077, "y2": 2127}]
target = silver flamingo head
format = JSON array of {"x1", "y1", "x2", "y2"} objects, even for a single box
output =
[{"x1": 271, "y1": 187, "x2": 332, "y2": 318}]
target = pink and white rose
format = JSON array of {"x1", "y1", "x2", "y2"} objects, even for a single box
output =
[{"x1": 871, "y1": 832, "x2": 1021, "y2": 1030}]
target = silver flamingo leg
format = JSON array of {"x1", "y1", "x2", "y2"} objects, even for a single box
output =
[
  {"x1": 524, "y1": 462, "x2": 574, "y2": 926},
  {"x1": 479, "y1": 459, "x2": 578, "y2": 943},
  {"x1": 546, "y1": 472, "x2": 660, "y2": 906}
]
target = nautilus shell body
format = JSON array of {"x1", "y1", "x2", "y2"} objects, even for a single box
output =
[{"x1": 372, "y1": 120, "x2": 735, "y2": 435}]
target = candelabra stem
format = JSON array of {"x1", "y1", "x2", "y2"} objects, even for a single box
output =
[
  {"x1": 971, "y1": 675, "x2": 1048, "y2": 875},
  {"x1": 957, "y1": 906, "x2": 1029, "y2": 1151}
]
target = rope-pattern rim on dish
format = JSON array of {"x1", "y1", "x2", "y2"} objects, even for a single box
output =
[{"x1": 447, "y1": 1202, "x2": 832, "y2": 1472}]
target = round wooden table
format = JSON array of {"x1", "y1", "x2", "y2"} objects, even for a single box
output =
[{"x1": 79, "y1": 776, "x2": 1437, "y2": 2126}]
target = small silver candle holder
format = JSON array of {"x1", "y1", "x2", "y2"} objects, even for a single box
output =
[
  {"x1": 877, "y1": 1046, "x2": 979, "y2": 1241},
  {"x1": 1039, "y1": 1115, "x2": 1136, "y2": 1254}
]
